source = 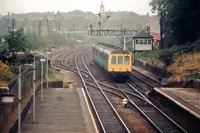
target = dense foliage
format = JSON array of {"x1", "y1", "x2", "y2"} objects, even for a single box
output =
[
  {"x1": 26, "y1": 32, "x2": 67, "y2": 50},
  {"x1": 137, "y1": 39, "x2": 200, "y2": 67},
  {"x1": 0, "y1": 61, "x2": 13, "y2": 81},
  {"x1": 0, "y1": 10, "x2": 159, "y2": 37},
  {"x1": 157, "y1": 48, "x2": 174, "y2": 66},
  {"x1": 4, "y1": 28, "x2": 27, "y2": 55},
  {"x1": 150, "y1": 0, "x2": 200, "y2": 48}
]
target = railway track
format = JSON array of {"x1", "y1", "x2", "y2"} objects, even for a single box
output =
[
  {"x1": 130, "y1": 68, "x2": 197, "y2": 133},
  {"x1": 52, "y1": 50, "x2": 188, "y2": 133},
  {"x1": 75, "y1": 51, "x2": 130, "y2": 133},
  {"x1": 115, "y1": 83, "x2": 187, "y2": 133},
  {"x1": 86, "y1": 77, "x2": 187, "y2": 133},
  {"x1": 84, "y1": 52, "x2": 187, "y2": 133},
  {"x1": 131, "y1": 69, "x2": 161, "y2": 87},
  {"x1": 52, "y1": 50, "x2": 130, "y2": 133}
]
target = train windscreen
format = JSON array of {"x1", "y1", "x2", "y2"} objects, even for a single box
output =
[
  {"x1": 124, "y1": 56, "x2": 130, "y2": 65},
  {"x1": 111, "y1": 56, "x2": 116, "y2": 64}
]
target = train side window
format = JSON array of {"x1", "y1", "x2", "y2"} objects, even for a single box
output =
[
  {"x1": 124, "y1": 56, "x2": 130, "y2": 65},
  {"x1": 148, "y1": 39, "x2": 152, "y2": 44},
  {"x1": 97, "y1": 51, "x2": 99, "y2": 58},
  {"x1": 111, "y1": 56, "x2": 116, "y2": 64},
  {"x1": 101, "y1": 52, "x2": 103, "y2": 58},
  {"x1": 118, "y1": 56, "x2": 123, "y2": 64}
]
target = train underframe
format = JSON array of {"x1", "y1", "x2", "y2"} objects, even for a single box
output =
[
  {"x1": 92, "y1": 59, "x2": 130, "y2": 82},
  {"x1": 108, "y1": 72, "x2": 130, "y2": 82}
]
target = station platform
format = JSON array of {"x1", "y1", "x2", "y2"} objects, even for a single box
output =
[
  {"x1": 154, "y1": 87, "x2": 200, "y2": 119},
  {"x1": 133, "y1": 65, "x2": 200, "y2": 119},
  {"x1": 21, "y1": 87, "x2": 97, "y2": 133}
]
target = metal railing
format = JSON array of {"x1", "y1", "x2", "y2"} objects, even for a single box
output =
[{"x1": 0, "y1": 60, "x2": 47, "y2": 129}]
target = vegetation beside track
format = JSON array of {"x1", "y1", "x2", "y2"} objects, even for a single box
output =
[
  {"x1": 136, "y1": 40, "x2": 200, "y2": 82},
  {"x1": 48, "y1": 67, "x2": 61, "y2": 81}
]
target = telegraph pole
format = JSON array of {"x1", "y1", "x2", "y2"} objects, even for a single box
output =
[
  {"x1": 47, "y1": 19, "x2": 49, "y2": 35},
  {"x1": 58, "y1": 21, "x2": 60, "y2": 32},
  {"x1": 160, "y1": 11, "x2": 164, "y2": 49},
  {"x1": 12, "y1": 19, "x2": 14, "y2": 30},
  {"x1": 39, "y1": 19, "x2": 41, "y2": 36},
  {"x1": 73, "y1": 23, "x2": 75, "y2": 40}
]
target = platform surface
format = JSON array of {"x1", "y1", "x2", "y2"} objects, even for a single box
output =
[
  {"x1": 133, "y1": 65, "x2": 200, "y2": 119},
  {"x1": 154, "y1": 87, "x2": 200, "y2": 119},
  {"x1": 21, "y1": 87, "x2": 97, "y2": 133}
]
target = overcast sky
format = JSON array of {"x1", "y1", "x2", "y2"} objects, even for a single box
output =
[{"x1": 0, "y1": 0, "x2": 154, "y2": 15}]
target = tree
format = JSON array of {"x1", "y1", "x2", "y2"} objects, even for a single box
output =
[
  {"x1": 150, "y1": 0, "x2": 200, "y2": 48},
  {"x1": 4, "y1": 28, "x2": 27, "y2": 58}
]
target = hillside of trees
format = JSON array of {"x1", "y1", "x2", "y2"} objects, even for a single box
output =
[{"x1": 0, "y1": 10, "x2": 159, "y2": 37}]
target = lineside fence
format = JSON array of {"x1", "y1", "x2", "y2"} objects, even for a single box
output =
[{"x1": 0, "y1": 59, "x2": 47, "y2": 129}]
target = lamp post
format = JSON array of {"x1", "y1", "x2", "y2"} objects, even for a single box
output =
[
  {"x1": 48, "y1": 47, "x2": 55, "y2": 66},
  {"x1": 46, "y1": 51, "x2": 51, "y2": 89},
  {"x1": 50, "y1": 47, "x2": 55, "y2": 66},
  {"x1": 32, "y1": 55, "x2": 37, "y2": 123},
  {"x1": 46, "y1": 47, "x2": 55, "y2": 89},
  {"x1": 18, "y1": 65, "x2": 22, "y2": 133},
  {"x1": 18, "y1": 64, "x2": 33, "y2": 133},
  {"x1": 123, "y1": 35, "x2": 126, "y2": 50},
  {"x1": 40, "y1": 58, "x2": 46, "y2": 102}
]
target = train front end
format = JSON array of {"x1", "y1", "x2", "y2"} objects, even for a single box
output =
[{"x1": 108, "y1": 52, "x2": 132, "y2": 81}]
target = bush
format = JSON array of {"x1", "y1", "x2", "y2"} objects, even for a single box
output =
[
  {"x1": 169, "y1": 39, "x2": 200, "y2": 55},
  {"x1": 63, "y1": 82, "x2": 69, "y2": 88},
  {"x1": 136, "y1": 50, "x2": 159, "y2": 61},
  {"x1": 157, "y1": 48, "x2": 174, "y2": 67},
  {"x1": 0, "y1": 61, "x2": 13, "y2": 81}
]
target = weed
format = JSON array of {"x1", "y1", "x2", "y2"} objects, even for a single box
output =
[{"x1": 63, "y1": 82, "x2": 69, "y2": 88}]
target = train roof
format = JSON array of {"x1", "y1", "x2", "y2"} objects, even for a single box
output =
[{"x1": 93, "y1": 43, "x2": 131, "y2": 54}]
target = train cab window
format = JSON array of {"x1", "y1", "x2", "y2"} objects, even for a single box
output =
[
  {"x1": 148, "y1": 39, "x2": 152, "y2": 44},
  {"x1": 118, "y1": 56, "x2": 123, "y2": 64},
  {"x1": 124, "y1": 56, "x2": 130, "y2": 65},
  {"x1": 111, "y1": 56, "x2": 116, "y2": 64}
]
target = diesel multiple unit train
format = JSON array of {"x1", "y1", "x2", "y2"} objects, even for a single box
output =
[{"x1": 92, "y1": 42, "x2": 132, "y2": 81}]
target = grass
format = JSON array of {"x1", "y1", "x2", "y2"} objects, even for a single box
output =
[
  {"x1": 167, "y1": 53, "x2": 200, "y2": 82},
  {"x1": 48, "y1": 67, "x2": 61, "y2": 81},
  {"x1": 63, "y1": 82, "x2": 69, "y2": 88},
  {"x1": 136, "y1": 51, "x2": 165, "y2": 67}
]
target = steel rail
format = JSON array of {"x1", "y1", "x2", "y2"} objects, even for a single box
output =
[
  {"x1": 82, "y1": 52, "x2": 131, "y2": 133},
  {"x1": 127, "y1": 82, "x2": 187, "y2": 133},
  {"x1": 75, "y1": 51, "x2": 106, "y2": 133}
]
